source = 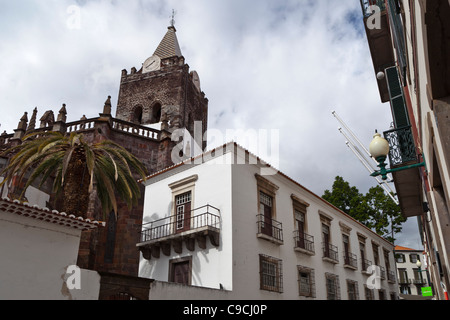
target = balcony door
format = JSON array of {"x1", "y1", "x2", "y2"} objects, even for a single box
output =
[
  {"x1": 259, "y1": 191, "x2": 273, "y2": 237},
  {"x1": 295, "y1": 210, "x2": 305, "y2": 249},
  {"x1": 175, "y1": 191, "x2": 191, "y2": 233}
]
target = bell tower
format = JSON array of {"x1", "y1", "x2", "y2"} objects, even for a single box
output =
[{"x1": 116, "y1": 25, "x2": 208, "y2": 141}]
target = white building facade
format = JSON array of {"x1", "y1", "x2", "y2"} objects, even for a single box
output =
[
  {"x1": 394, "y1": 246, "x2": 430, "y2": 297},
  {"x1": 138, "y1": 143, "x2": 399, "y2": 300}
]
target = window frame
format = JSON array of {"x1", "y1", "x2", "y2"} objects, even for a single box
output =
[
  {"x1": 259, "y1": 254, "x2": 283, "y2": 293},
  {"x1": 325, "y1": 273, "x2": 340, "y2": 300},
  {"x1": 297, "y1": 265, "x2": 315, "y2": 298},
  {"x1": 168, "y1": 256, "x2": 192, "y2": 285}
]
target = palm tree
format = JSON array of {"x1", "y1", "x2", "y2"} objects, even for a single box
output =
[{"x1": 0, "y1": 131, "x2": 147, "y2": 220}]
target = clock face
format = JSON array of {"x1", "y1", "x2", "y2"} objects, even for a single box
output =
[{"x1": 143, "y1": 55, "x2": 161, "y2": 73}]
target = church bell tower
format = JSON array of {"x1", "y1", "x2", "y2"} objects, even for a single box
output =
[{"x1": 116, "y1": 25, "x2": 208, "y2": 145}]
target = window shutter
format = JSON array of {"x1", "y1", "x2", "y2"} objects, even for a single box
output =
[{"x1": 385, "y1": 66, "x2": 409, "y2": 128}]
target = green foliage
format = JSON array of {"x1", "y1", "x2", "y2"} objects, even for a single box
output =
[
  {"x1": 0, "y1": 131, "x2": 148, "y2": 220},
  {"x1": 322, "y1": 176, "x2": 405, "y2": 243}
]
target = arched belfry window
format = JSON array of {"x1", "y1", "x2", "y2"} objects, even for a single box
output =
[
  {"x1": 152, "y1": 103, "x2": 161, "y2": 123},
  {"x1": 133, "y1": 106, "x2": 143, "y2": 124}
]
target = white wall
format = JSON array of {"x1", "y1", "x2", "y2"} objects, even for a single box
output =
[
  {"x1": 0, "y1": 210, "x2": 99, "y2": 299},
  {"x1": 139, "y1": 152, "x2": 234, "y2": 290},
  {"x1": 139, "y1": 146, "x2": 397, "y2": 299},
  {"x1": 229, "y1": 152, "x2": 397, "y2": 299}
]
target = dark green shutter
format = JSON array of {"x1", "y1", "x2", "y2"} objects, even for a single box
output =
[{"x1": 385, "y1": 66, "x2": 409, "y2": 128}]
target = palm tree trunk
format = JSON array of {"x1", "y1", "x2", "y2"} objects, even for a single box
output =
[{"x1": 60, "y1": 151, "x2": 90, "y2": 218}]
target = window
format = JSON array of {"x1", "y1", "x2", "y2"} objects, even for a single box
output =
[
  {"x1": 169, "y1": 257, "x2": 192, "y2": 285},
  {"x1": 396, "y1": 253, "x2": 406, "y2": 263},
  {"x1": 297, "y1": 266, "x2": 315, "y2": 298},
  {"x1": 175, "y1": 191, "x2": 191, "y2": 232},
  {"x1": 384, "y1": 249, "x2": 392, "y2": 272},
  {"x1": 378, "y1": 289, "x2": 386, "y2": 300},
  {"x1": 152, "y1": 103, "x2": 162, "y2": 123},
  {"x1": 255, "y1": 174, "x2": 282, "y2": 243},
  {"x1": 343, "y1": 234, "x2": 350, "y2": 261},
  {"x1": 398, "y1": 268, "x2": 408, "y2": 284},
  {"x1": 409, "y1": 253, "x2": 419, "y2": 263},
  {"x1": 372, "y1": 243, "x2": 380, "y2": 265},
  {"x1": 325, "y1": 273, "x2": 340, "y2": 300},
  {"x1": 364, "y1": 285, "x2": 374, "y2": 300},
  {"x1": 322, "y1": 223, "x2": 330, "y2": 256},
  {"x1": 347, "y1": 280, "x2": 359, "y2": 300},
  {"x1": 169, "y1": 174, "x2": 197, "y2": 235},
  {"x1": 291, "y1": 196, "x2": 314, "y2": 253},
  {"x1": 259, "y1": 191, "x2": 273, "y2": 237},
  {"x1": 133, "y1": 105, "x2": 143, "y2": 124},
  {"x1": 259, "y1": 254, "x2": 283, "y2": 293}
]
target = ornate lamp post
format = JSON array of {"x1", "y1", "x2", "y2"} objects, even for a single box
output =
[{"x1": 368, "y1": 131, "x2": 425, "y2": 180}]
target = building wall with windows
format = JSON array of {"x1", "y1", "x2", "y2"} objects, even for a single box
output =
[
  {"x1": 360, "y1": 0, "x2": 450, "y2": 299},
  {"x1": 394, "y1": 245, "x2": 429, "y2": 296},
  {"x1": 138, "y1": 143, "x2": 398, "y2": 300}
]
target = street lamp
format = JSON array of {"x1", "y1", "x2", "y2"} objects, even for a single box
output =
[
  {"x1": 416, "y1": 260, "x2": 424, "y2": 284},
  {"x1": 369, "y1": 130, "x2": 425, "y2": 180},
  {"x1": 369, "y1": 131, "x2": 391, "y2": 180}
]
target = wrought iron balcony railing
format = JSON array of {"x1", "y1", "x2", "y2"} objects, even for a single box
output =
[
  {"x1": 256, "y1": 214, "x2": 283, "y2": 244},
  {"x1": 360, "y1": 0, "x2": 386, "y2": 18},
  {"x1": 322, "y1": 243, "x2": 339, "y2": 263},
  {"x1": 293, "y1": 230, "x2": 315, "y2": 255},
  {"x1": 361, "y1": 259, "x2": 373, "y2": 273},
  {"x1": 139, "y1": 204, "x2": 220, "y2": 243},
  {"x1": 388, "y1": 270, "x2": 396, "y2": 283},
  {"x1": 343, "y1": 252, "x2": 358, "y2": 269},
  {"x1": 383, "y1": 125, "x2": 417, "y2": 166}
]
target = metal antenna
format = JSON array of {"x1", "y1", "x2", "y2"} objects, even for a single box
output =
[
  {"x1": 345, "y1": 141, "x2": 399, "y2": 204},
  {"x1": 332, "y1": 111, "x2": 397, "y2": 203}
]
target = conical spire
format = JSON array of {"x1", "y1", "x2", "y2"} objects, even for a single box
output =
[{"x1": 153, "y1": 26, "x2": 182, "y2": 59}]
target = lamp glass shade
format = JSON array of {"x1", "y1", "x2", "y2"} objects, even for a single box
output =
[{"x1": 369, "y1": 133, "x2": 389, "y2": 158}]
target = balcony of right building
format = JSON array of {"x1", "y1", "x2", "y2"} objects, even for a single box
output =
[{"x1": 382, "y1": 66, "x2": 424, "y2": 218}]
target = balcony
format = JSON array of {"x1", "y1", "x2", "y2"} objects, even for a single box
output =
[
  {"x1": 343, "y1": 252, "x2": 358, "y2": 270},
  {"x1": 361, "y1": 259, "x2": 373, "y2": 274},
  {"x1": 383, "y1": 126, "x2": 424, "y2": 217},
  {"x1": 137, "y1": 205, "x2": 220, "y2": 259},
  {"x1": 388, "y1": 270, "x2": 396, "y2": 283},
  {"x1": 293, "y1": 230, "x2": 315, "y2": 255},
  {"x1": 322, "y1": 243, "x2": 339, "y2": 264},
  {"x1": 256, "y1": 214, "x2": 283, "y2": 245},
  {"x1": 412, "y1": 278, "x2": 427, "y2": 285},
  {"x1": 359, "y1": 0, "x2": 395, "y2": 102}
]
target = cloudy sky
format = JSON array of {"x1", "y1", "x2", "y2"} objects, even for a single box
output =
[{"x1": 0, "y1": 0, "x2": 422, "y2": 249}]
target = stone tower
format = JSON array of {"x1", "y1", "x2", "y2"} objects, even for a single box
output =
[{"x1": 116, "y1": 26, "x2": 208, "y2": 145}]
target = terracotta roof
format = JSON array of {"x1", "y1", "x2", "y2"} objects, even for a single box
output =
[
  {"x1": 394, "y1": 245, "x2": 420, "y2": 251},
  {"x1": 0, "y1": 197, "x2": 104, "y2": 231},
  {"x1": 153, "y1": 26, "x2": 182, "y2": 59}
]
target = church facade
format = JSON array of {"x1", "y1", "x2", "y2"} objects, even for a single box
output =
[{"x1": 0, "y1": 25, "x2": 208, "y2": 278}]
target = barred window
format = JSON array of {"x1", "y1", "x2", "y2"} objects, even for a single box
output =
[
  {"x1": 298, "y1": 266, "x2": 315, "y2": 298},
  {"x1": 347, "y1": 279, "x2": 359, "y2": 300},
  {"x1": 364, "y1": 285, "x2": 374, "y2": 300},
  {"x1": 325, "y1": 273, "x2": 340, "y2": 300},
  {"x1": 259, "y1": 254, "x2": 283, "y2": 293}
]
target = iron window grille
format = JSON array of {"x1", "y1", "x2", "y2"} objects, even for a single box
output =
[
  {"x1": 347, "y1": 279, "x2": 360, "y2": 300},
  {"x1": 259, "y1": 254, "x2": 283, "y2": 293},
  {"x1": 297, "y1": 266, "x2": 316, "y2": 298},
  {"x1": 325, "y1": 273, "x2": 341, "y2": 300}
]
